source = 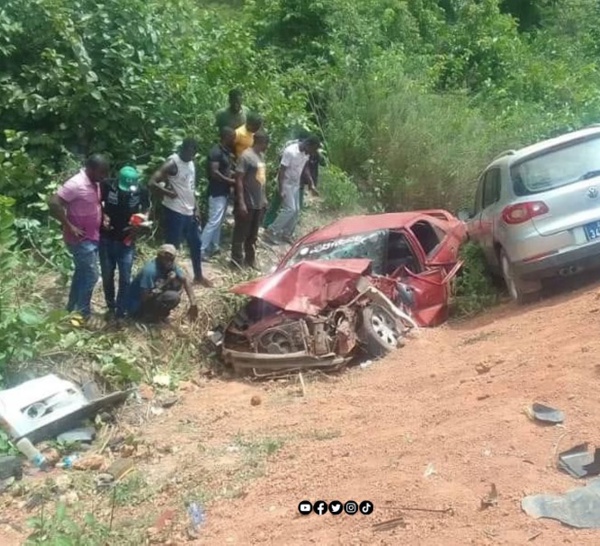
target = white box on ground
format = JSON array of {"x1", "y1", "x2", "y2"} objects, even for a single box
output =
[{"x1": 0, "y1": 374, "x2": 88, "y2": 440}]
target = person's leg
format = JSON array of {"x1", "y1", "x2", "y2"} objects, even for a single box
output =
[
  {"x1": 287, "y1": 187, "x2": 302, "y2": 239},
  {"x1": 183, "y1": 214, "x2": 204, "y2": 281},
  {"x1": 115, "y1": 242, "x2": 135, "y2": 318},
  {"x1": 200, "y1": 196, "x2": 219, "y2": 256},
  {"x1": 212, "y1": 195, "x2": 229, "y2": 253},
  {"x1": 263, "y1": 192, "x2": 281, "y2": 229},
  {"x1": 244, "y1": 209, "x2": 263, "y2": 268},
  {"x1": 201, "y1": 196, "x2": 228, "y2": 256},
  {"x1": 231, "y1": 210, "x2": 250, "y2": 267},
  {"x1": 138, "y1": 290, "x2": 181, "y2": 322},
  {"x1": 66, "y1": 244, "x2": 82, "y2": 313},
  {"x1": 162, "y1": 206, "x2": 185, "y2": 249},
  {"x1": 267, "y1": 186, "x2": 295, "y2": 240},
  {"x1": 69, "y1": 241, "x2": 99, "y2": 317},
  {"x1": 99, "y1": 238, "x2": 117, "y2": 313}
]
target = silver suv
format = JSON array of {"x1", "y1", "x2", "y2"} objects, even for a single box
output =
[{"x1": 462, "y1": 125, "x2": 600, "y2": 303}]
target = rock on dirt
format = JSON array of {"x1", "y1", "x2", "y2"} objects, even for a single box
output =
[
  {"x1": 72, "y1": 454, "x2": 106, "y2": 471},
  {"x1": 251, "y1": 395, "x2": 262, "y2": 406}
]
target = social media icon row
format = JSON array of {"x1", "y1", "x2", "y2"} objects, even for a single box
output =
[{"x1": 298, "y1": 500, "x2": 374, "y2": 515}]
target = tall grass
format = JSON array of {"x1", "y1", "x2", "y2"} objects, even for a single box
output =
[{"x1": 325, "y1": 73, "x2": 518, "y2": 212}]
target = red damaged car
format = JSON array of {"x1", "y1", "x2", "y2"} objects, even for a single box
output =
[{"x1": 221, "y1": 210, "x2": 466, "y2": 375}]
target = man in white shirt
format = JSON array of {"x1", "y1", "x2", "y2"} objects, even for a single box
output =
[
  {"x1": 265, "y1": 135, "x2": 320, "y2": 244},
  {"x1": 150, "y1": 137, "x2": 212, "y2": 287}
]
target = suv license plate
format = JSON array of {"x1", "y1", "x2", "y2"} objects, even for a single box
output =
[{"x1": 584, "y1": 220, "x2": 600, "y2": 241}]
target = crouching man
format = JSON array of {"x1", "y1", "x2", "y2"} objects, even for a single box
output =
[{"x1": 127, "y1": 244, "x2": 198, "y2": 323}]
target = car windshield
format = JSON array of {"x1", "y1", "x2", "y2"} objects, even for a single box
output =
[
  {"x1": 284, "y1": 229, "x2": 388, "y2": 274},
  {"x1": 511, "y1": 135, "x2": 600, "y2": 196}
]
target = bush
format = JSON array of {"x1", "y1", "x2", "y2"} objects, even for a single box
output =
[
  {"x1": 453, "y1": 241, "x2": 500, "y2": 317},
  {"x1": 319, "y1": 165, "x2": 361, "y2": 212}
]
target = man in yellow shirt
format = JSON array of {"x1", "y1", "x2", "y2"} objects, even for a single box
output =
[{"x1": 234, "y1": 113, "x2": 263, "y2": 159}]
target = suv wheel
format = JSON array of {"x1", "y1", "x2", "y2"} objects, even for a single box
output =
[{"x1": 500, "y1": 249, "x2": 541, "y2": 304}]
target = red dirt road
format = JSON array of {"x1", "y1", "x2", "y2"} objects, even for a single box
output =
[
  {"x1": 4, "y1": 281, "x2": 600, "y2": 545},
  {"x1": 151, "y1": 281, "x2": 600, "y2": 545}
]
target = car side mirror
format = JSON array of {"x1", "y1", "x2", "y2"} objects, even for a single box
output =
[{"x1": 457, "y1": 209, "x2": 473, "y2": 222}]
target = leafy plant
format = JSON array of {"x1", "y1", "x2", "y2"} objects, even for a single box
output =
[
  {"x1": 453, "y1": 241, "x2": 500, "y2": 317},
  {"x1": 26, "y1": 503, "x2": 110, "y2": 546}
]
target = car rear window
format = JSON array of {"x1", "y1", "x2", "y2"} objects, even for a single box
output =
[
  {"x1": 511, "y1": 135, "x2": 600, "y2": 196},
  {"x1": 284, "y1": 229, "x2": 387, "y2": 273}
]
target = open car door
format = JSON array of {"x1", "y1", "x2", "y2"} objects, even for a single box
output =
[{"x1": 396, "y1": 229, "x2": 463, "y2": 327}]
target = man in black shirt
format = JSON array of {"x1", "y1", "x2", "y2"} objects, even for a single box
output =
[
  {"x1": 201, "y1": 126, "x2": 236, "y2": 259},
  {"x1": 100, "y1": 166, "x2": 149, "y2": 318}
]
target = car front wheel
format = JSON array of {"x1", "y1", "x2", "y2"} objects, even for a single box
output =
[
  {"x1": 358, "y1": 305, "x2": 402, "y2": 358},
  {"x1": 500, "y1": 249, "x2": 541, "y2": 304}
]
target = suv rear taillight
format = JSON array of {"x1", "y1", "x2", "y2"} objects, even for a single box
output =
[{"x1": 501, "y1": 202, "x2": 549, "y2": 225}]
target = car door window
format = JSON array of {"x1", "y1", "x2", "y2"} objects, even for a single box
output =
[
  {"x1": 473, "y1": 175, "x2": 484, "y2": 214},
  {"x1": 481, "y1": 169, "x2": 501, "y2": 209}
]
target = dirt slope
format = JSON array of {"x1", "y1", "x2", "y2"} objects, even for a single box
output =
[
  {"x1": 4, "y1": 279, "x2": 600, "y2": 545},
  {"x1": 147, "y1": 279, "x2": 600, "y2": 545}
]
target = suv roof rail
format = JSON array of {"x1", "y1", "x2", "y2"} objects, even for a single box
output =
[{"x1": 492, "y1": 149, "x2": 516, "y2": 161}]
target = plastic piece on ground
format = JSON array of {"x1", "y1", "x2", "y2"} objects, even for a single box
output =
[
  {"x1": 558, "y1": 443, "x2": 600, "y2": 479},
  {"x1": 522, "y1": 479, "x2": 600, "y2": 528},
  {"x1": 187, "y1": 502, "x2": 206, "y2": 531},
  {"x1": 531, "y1": 403, "x2": 564, "y2": 424},
  {"x1": 57, "y1": 427, "x2": 96, "y2": 443}
]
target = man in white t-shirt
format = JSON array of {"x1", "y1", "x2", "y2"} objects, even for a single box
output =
[
  {"x1": 149, "y1": 137, "x2": 212, "y2": 287},
  {"x1": 265, "y1": 135, "x2": 320, "y2": 244}
]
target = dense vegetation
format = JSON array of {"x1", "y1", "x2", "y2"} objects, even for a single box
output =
[{"x1": 2, "y1": 0, "x2": 600, "y2": 373}]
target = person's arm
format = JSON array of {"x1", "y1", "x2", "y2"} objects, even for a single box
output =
[
  {"x1": 182, "y1": 275, "x2": 199, "y2": 320},
  {"x1": 139, "y1": 266, "x2": 158, "y2": 302},
  {"x1": 210, "y1": 161, "x2": 235, "y2": 186},
  {"x1": 235, "y1": 156, "x2": 248, "y2": 216},
  {"x1": 48, "y1": 190, "x2": 84, "y2": 239},
  {"x1": 149, "y1": 159, "x2": 178, "y2": 199},
  {"x1": 302, "y1": 162, "x2": 318, "y2": 195}
]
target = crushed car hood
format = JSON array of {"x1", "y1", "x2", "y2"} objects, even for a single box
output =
[{"x1": 231, "y1": 259, "x2": 372, "y2": 315}]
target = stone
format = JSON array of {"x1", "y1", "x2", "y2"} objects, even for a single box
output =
[{"x1": 251, "y1": 395, "x2": 262, "y2": 406}]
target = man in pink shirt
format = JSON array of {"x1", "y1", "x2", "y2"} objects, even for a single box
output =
[{"x1": 48, "y1": 155, "x2": 110, "y2": 318}]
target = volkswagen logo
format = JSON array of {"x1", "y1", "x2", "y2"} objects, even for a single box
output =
[{"x1": 588, "y1": 187, "x2": 599, "y2": 199}]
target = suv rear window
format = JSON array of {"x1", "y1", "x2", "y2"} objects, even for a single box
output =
[{"x1": 511, "y1": 135, "x2": 600, "y2": 196}]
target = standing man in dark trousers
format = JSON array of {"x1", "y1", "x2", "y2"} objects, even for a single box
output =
[
  {"x1": 201, "y1": 126, "x2": 236, "y2": 260},
  {"x1": 100, "y1": 166, "x2": 149, "y2": 319},
  {"x1": 150, "y1": 138, "x2": 212, "y2": 287},
  {"x1": 48, "y1": 154, "x2": 110, "y2": 319},
  {"x1": 231, "y1": 131, "x2": 270, "y2": 270}
]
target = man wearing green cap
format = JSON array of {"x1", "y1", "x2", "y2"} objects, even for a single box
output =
[{"x1": 100, "y1": 166, "x2": 149, "y2": 319}]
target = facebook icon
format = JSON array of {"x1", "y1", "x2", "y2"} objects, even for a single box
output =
[{"x1": 313, "y1": 500, "x2": 328, "y2": 515}]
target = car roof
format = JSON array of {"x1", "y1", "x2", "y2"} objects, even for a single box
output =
[
  {"x1": 296, "y1": 210, "x2": 457, "y2": 246},
  {"x1": 489, "y1": 125, "x2": 600, "y2": 169}
]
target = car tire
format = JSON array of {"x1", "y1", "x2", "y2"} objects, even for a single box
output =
[
  {"x1": 500, "y1": 249, "x2": 541, "y2": 304},
  {"x1": 358, "y1": 304, "x2": 402, "y2": 358}
]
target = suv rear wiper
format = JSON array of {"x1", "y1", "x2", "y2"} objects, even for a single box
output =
[{"x1": 578, "y1": 170, "x2": 600, "y2": 181}]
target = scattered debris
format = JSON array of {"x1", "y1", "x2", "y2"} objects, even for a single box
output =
[
  {"x1": 16, "y1": 438, "x2": 47, "y2": 470},
  {"x1": 187, "y1": 502, "x2": 206, "y2": 538},
  {"x1": 558, "y1": 443, "x2": 600, "y2": 478},
  {"x1": 373, "y1": 517, "x2": 407, "y2": 532},
  {"x1": 360, "y1": 360, "x2": 373, "y2": 369},
  {"x1": 476, "y1": 394, "x2": 490, "y2": 401},
  {"x1": 480, "y1": 483, "x2": 498, "y2": 510},
  {"x1": 150, "y1": 406, "x2": 165, "y2": 417},
  {"x1": 152, "y1": 374, "x2": 171, "y2": 388},
  {"x1": 527, "y1": 403, "x2": 564, "y2": 424},
  {"x1": 522, "y1": 479, "x2": 600, "y2": 528},
  {"x1": 0, "y1": 374, "x2": 129, "y2": 443},
  {"x1": 424, "y1": 463, "x2": 436, "y2": 478},
  {"x1": 250, "y1": 395, "x2": 262, "y2": 407},
  {"x1": 528, "y1": 531, "x2": 543, "y2": 541},
  {"x1": 57, "y1": 454, "x2": 80, "y2": 469},
  {"x1": 72, "y1": 453, "x2": 105, "y2": 471},
  {"x1": 57, "y1": 426, "x2": 96, "y2": 444}
]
